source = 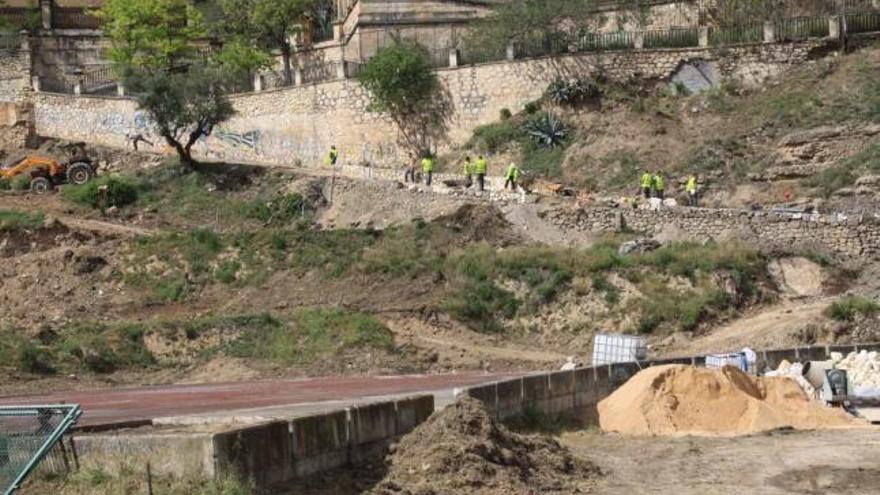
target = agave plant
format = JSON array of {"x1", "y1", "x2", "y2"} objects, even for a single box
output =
[
  {"x1": 524, "y1": 112, "x2": 569, "y2": 148},
  {"x1": 545, "y1": 77, "x2": 602, "y2": 106}
]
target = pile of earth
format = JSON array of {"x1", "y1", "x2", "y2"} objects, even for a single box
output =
[
  {"x1": 370, "y1": 397, "x2": 600, "y2": 495},
  {"x1": 599, "y1": 365, "x2": 858, "y2": 436}
]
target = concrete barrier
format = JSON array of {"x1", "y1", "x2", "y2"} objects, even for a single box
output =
[
  {"x1": 461, "y1": 343, "x2": 880, "y2": 427},
  {"x1": 212, "y1": 394, "x2": 434, "y2": 487}
]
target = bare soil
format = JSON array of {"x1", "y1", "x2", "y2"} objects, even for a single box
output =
[{"x1": 561, "y1": 428, "x2": 880, "y2": 495}]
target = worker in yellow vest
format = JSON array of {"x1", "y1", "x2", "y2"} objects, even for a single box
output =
[
  {"x1": 505, "y1": 162, "x2": 520, "y2": 190},
  {"x1": 686, "y1": 174, "x2": 698, "y2": 207},
  {"x1": 640, "y1": 170, "x2": 653, "y2": 199},
  {"x1": 421, "y1": 153, "x2": 434, "y2": 186},
  {"x1": 475, "y1": 155, "x2": 488, "y2": 192},
  {"x1": 463, "y1": 156, "x2": 474, "y2": 188},
  {"x1": 325, "y1": 145, "x2": 339, "y2": 167},
  {"x1": 653, "y1": 171, "x2": 666, "y2": 200}
]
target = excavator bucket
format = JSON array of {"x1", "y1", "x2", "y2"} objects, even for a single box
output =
[{"x1": 0, "y1": 405, "x2": 81, "y2": 495}]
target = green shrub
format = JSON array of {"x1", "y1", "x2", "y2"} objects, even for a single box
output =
[
  {"x1": 214, "y1": 261, "x2": 240, "y2": 284},
  {"x1": 470, "y1": 119, "x2": 522, "y2": 153},
  {"x1": 524, "y1": 100, "x2": 542, "y2": 114},
  {"x1": 63, "y1": 176, "x2": 140, "y2": 209},
  {"x1": 499, "y1": 108, "x2": 512, "y2": 120},
  {"x1": 229, "y1": 310, "x2": 393, "y2": 365},
  {"x1": 18, "y1": 344, "x2": 55, "y2": 374},
  {"x1": 9, "y1": 174, "x2": 31, "y2": 191},
  {"x1": 0, "y1": 209, "x2": 44, "y2": 231},
  {"x1": 825, "y1": 296, "x2": 879, "y2": 321},
  {"x1": 240, "y1": 193, "x2": 305, "y2": 225}
]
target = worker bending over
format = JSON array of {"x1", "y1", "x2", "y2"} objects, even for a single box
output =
[
  {"x1": 463, "y1": 156, "x2": 474, "y2": 188},
  {"x1": 505, "y1": 162, "x2": 519, "y2": 190},
  {"x1": 326, "y1": 145, "x2": 339, "y2": 167}
]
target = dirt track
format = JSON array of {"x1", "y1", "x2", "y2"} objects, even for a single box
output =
[{"x1": 563, "y1": 428, "x2": 880, "y2": 495}]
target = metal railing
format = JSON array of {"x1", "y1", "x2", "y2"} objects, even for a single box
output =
[
  {"x1": 577, "y1": 30, "x2": 636, "y2": 51},
  {"x1": 0, "y1": 32, "x2": 18, "y2": 51},
  {"x1": 708, "y1": 22, "x2": 764, "y2": 46},
  {"x1": 845, "y1": 11, "x2": 880, "y2": 34},
  {"x1": 643, "y1": 27, "x2": 700, "y2": 48},
  {"x1": 301, "y1": 61, "x2": 339, "y2": 84},
  {"x1": 53, "y1": 8, "x2": 102, "y2": 30},
  {"x1": 458, "y1": 43, "x2": 507, "y2": 66},
  {"x1": 0, "y1": 8, "x2": 36, "y2": 30},
  {"x1": 776, "y1": 15, "x2": 831, "y2": 40},
  {"x1": 33, "y1": 9, "x2": 880, "y2": 96}
]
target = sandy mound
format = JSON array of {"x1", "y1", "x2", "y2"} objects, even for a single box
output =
[
  {"x1": 370, "y1": 397, "x2": 600, "y2": 495},
  {"x1": 599, "y1": 365, "x2": 857, "y2": 436}
]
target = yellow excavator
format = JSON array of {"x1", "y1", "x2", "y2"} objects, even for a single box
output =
[{"x1": 0, "y1": 144, "x2": 96, "y2": 193}]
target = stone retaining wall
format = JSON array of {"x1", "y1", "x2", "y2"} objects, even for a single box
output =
[
  {"x1": 458, "y1": 342, "x2": 880, "y2": 426},
  {"x1": 28, "y1": 38, "x2": 834, "y2": 169},
  {"x1": 0, "y1": 47, "x2": 30, "y2": 103},
  {"x1": 544, "y1": 205, "x2": 880, "y2": 259}
]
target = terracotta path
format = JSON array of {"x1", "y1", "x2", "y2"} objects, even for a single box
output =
[{"x1": 0, "y1": 373, "x2": 513, "y2": 428}]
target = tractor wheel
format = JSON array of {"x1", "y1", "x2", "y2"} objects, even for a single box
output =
[
  {"x1": 66, "y1": 162, "x2": 94, "y2": 185},
  {"x1": 30, "y1": 177, "x2": 53, "y2": 194}
]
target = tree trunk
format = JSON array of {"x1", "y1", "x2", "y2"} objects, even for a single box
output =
[
  {"x1": 281, "y1": 41, "x2": 293, "y2": 86},
  {"x1": 163, "y1": 134, "x2": 198, "y2": 170}
]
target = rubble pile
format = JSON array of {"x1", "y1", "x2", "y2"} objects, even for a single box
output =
[{"x1": 833, "y1": 350, "x2": 880, "y2": 397}]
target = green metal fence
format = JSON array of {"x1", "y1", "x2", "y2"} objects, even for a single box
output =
[
  {"x1": 458, "y1": 43, "x2": 507, "y2": 66},
  {"x1": 0, "y1": 405, "x2": 81, "y2": 495},
  {"x1": 577, "y1": 30, "x2": 636, "y2": 52},
  {"x1": 776, "y1": 16, "x2": 830, "y2": 41},
  {"x1": 516, "y1": 31, "x2": 571, "y2": 59},
  {"x1": 0, "y1": 32, "x2": 18, "y2": 51},
  {"x1": 708, "y1": 22, "x2": 764, "y2": 46},
  {"x1": 845, "y1": 11, "x2": 880, "y2": 34},
  {"x1": 643, "y1": 27, "x2": 700, "y2": 49}
]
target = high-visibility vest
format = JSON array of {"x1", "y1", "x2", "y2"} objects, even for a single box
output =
[
  {"x1": 654, "y1": 174, "x2": 665, "y2": 190},
  {"x1": 475, "y1": 158, "x2": 487, "y2": 174},
  {"x1": 464, "y1": 161, "x2": 473, "y2": 175},
  {"x1": 686, "y1": 176, "x2": 697, "y2": 193},
  {"x1": 506, "y1": 164, "x2": 519, "y2": 180},
  {"x1": 422, "y1": 158, "x2": 434, "y2": 173},
  {"x1": 327, "y1": 149, "x2": 338, "y2": 165},
  {"x1": 641, "y1": 173, "x2": 653, "y2": 188}
]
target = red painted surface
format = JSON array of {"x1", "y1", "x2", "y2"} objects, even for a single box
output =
[{"x1": 0, "y1": 373, "x2": 512, "y2": 427}]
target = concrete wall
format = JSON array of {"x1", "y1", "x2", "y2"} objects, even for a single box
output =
[
  {"x1": 545, "y1": 205, "x2": 880, "y2": 260},
  {"x1": 67, "y1": 432, "x2": 216, "y2": 479},
  {"x1": 29, "y1": 38, "x2": 832, "y2": 168},
  {"x1": 212, "y1": 394, "x2": 433, "y2": 487},
  {"x1": 459, "y1": 342, "x2": 880, "y2": 427}
]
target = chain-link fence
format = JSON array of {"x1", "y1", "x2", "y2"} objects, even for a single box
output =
[{"x1": 0, "y1": 405, "x2": 81, "y2": 495}]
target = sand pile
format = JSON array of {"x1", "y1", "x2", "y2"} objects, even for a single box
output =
[
  {"x1": 370, "y1": 397, "x2": 600, "y2": 495},
  {"x1": 599, "y1": 365, "x2": 857, "y2": 436}
]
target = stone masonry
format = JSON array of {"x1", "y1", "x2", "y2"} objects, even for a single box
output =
[
  {"x1": 545, "y1": 205, "x2": 880, "y2": 259},
  {"x1": 29, "y1": 38, "x2": 835, "y2": 172}
]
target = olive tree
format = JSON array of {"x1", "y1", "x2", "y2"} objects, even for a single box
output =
[
  {"x1": 358, "y1": 41, "x2": 451, "y2": 157},
  {"x1": 135, "y1": 68, "x2": 235, "y2": 168}
]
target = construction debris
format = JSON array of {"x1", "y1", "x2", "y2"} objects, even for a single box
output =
[
  {"x1": 370, "y1": 397, "x2": 600, "y2": 495},
  {"x1": 832, "y1": 350, "x2": 880, "y2": 397},
  {"x1": 598, "y1": 365, "x2": 857, "y2": 436}
]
